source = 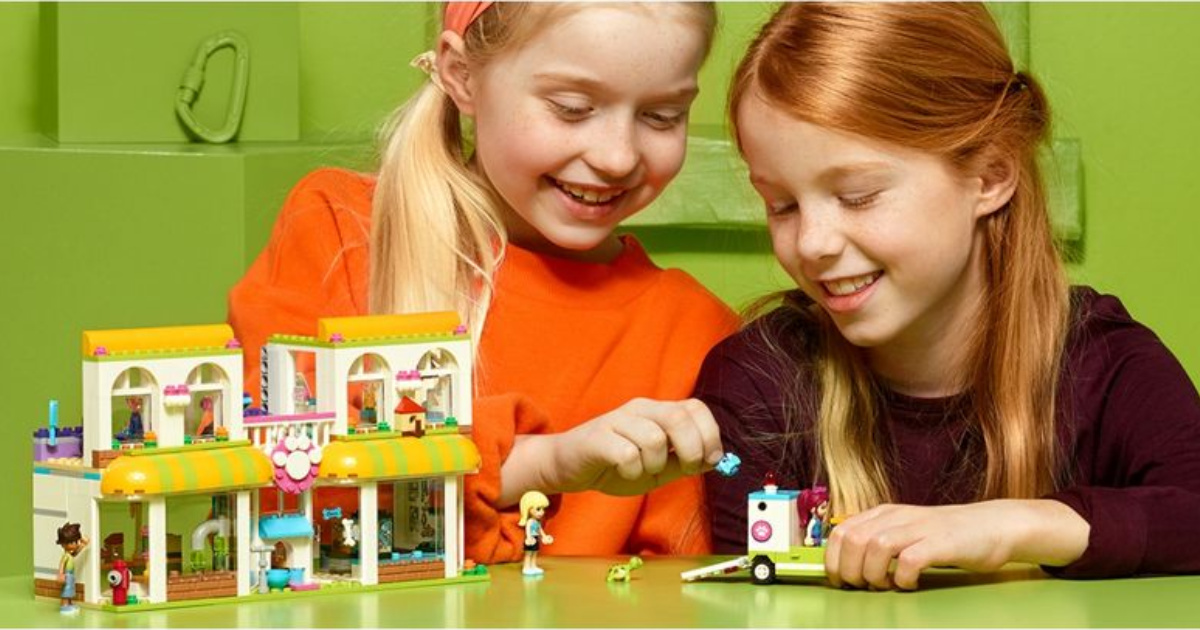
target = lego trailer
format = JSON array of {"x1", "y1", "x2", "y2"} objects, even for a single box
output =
[{"x1": 681, "y1": 481, "x2": 828, "y2": 585}]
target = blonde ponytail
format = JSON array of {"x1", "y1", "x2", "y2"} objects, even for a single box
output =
[
  {"x1": 369, "y1": 1, "x2": 718, "y2": 354},
  {"x1": 369, "y1": 82, "x2": 505, "y2": 346}
]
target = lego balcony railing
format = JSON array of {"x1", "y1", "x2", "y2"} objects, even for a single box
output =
[{"x1": 243, "y1": 411, "x2": 336, "y2": 454}]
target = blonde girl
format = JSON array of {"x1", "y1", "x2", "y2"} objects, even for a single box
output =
[{"x1": 231, "y1": 2, "x2": 736, "y2": 564}]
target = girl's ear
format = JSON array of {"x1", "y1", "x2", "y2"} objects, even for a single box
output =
[
  {"x1": 437, "y1": 32, "x2": 476, "y2": 116},
  {"x1": 973, "y1": 148, "x2": 1019, "y2": 218}
]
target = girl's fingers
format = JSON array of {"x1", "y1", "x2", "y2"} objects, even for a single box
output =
[
  {"x1": 892, "y1": 543, "x2": 935, "y2": 591},
  {"x1": 634, "y1": 398, "x2": 723, "y2": 474},
  {"x1": 593, "y1": 430, "x2": 646, "y2": 482},
  {"x1": 654, "y1": 406, "x2": 707, "y2": 475},
  {"x1": 860, "y1": 525, "x2": 923, "y2": 591},
  {"x1": 682, "y1": 398, "x2": 726, "y2": 468},
  {"x1": 824, "y1": 529, "x2": 844, "y2": 588},
  {"x1": 610, "y1": 417, "x2": 669, "y2": 476},
  {"x1": 825, "y1": 505, "x2": 903, "y2": 589}
]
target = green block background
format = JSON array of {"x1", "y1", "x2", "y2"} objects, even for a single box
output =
[
  {"x1": 1, "y1": 2, "x2": 1198, "y2": 580},
  {"x1": 40, "y1": 3, "x2": 302, "y2": 143}
]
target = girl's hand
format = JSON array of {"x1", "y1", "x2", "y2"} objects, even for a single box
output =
[
  {"x1": 548, "y1": 398, "x2": 725, "y2": 496},
  {"x1": 824, "y1": 499, "x2": 1089, "y2": 591},
  {"x1": 542, "y1": 533, "x2": 554, "y2": 545}
]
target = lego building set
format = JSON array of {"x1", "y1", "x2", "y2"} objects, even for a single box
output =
[{"x1": 32, "y1": 312, "x2": 486, "y2": 612}]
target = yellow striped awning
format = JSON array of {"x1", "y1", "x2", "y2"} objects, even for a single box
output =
[
  {"x1": 318, "y1": 434, "x2": 480, "y2": 482},
  {"x1": 101, "y1": 445, "x2": 273, "y2": 497}
]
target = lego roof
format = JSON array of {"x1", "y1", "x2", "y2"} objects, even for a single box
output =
[
  {"x1": 316, "y1": 311, "x2": 462, "y2": 343},
  {"x1": 318, "y1": 434, "x2": 479, "y2": 481},
  {"x1": 748, "y1": 489, "x2": 801, "y2": 501},
  {"x1": 396, "y1": 396, "x2": 425, "y2": 414},
  {"x1": 83, "y1": 324, "x2": 236, "y2": 359},
  {"x1": 101, "y1": 444, "x2": 272, "y2": 497}
]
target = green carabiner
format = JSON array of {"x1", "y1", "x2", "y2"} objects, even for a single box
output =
[{"x1": 175, "y1": 30, "x2": 250, "y2": 144}]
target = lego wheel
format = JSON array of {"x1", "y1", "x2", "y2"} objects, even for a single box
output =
[{"x1": 751, "y1": 556, "x2": 776, "y2": 585}]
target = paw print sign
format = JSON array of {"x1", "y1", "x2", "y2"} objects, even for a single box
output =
[{"x1": 271, "y1": 433, "x2": 322, "y2": 493}]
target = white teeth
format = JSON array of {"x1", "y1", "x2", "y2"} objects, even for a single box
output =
[
  {"x1": 823, "y1": 273, "x2": 879, "y2": 296},
  {"x1": 558, "y1": 181, "x2": 621, "y2": 204}
]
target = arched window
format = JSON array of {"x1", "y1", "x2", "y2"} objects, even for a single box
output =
[
  {"x1": 347, "y1": 353, "x2": 390, "y2": 429},
  {"x1": 185, "y1": 363, "x2": 229, "y2": 438},
  {"x1": 110, "y1": 367, "x2": 158, "y2": 443},
  {"x1": 414, "y1": 349, "x2": 461, "y2": 423}
]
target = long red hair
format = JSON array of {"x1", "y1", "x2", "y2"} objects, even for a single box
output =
[{"x1": 731, "y1": 3, "x2": 1069, "y2": 514}]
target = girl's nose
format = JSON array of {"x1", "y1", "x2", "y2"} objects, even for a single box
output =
[
  {"x1": 584, "y1": 117, "x2": 640, "y2": 178},
  {"x1": 797, "y1": 207, "x2": 846, "y2": 262}
]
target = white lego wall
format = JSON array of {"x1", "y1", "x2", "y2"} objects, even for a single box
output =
[
  {"x1": 747, "y1": 494, "x2": 800, "y2": 554},
  {"x1": 83, "y1": 353, "x2": 243, "y2": 458}
]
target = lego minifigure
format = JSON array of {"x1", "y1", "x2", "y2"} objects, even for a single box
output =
[
  {"x1": 56, "y1": 522, "x2": 89, "y2": 613},
  {"x1": 518, "y1": 491, "x2": 553, "y2": 576},
  {"x1": 195, "y1": 396, "x2": 215, "y2": 436},
  {"x1": 116, "y1": 396, "x2": 144, "y2": 442},
  {"x1": 360, "y1": 382, "x2": 379, "y2": 425},
  {"x1": 800, "y1": 486, "x2": 831, "y2": 547}
]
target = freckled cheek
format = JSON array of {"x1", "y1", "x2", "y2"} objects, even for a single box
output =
[
  {"x1": 641, "y1": 136, "x2": 688, "y2": 186},
  {"x1": 479, "y1": 115, "x2": 552, "y2": 164},
  {"x1": 769, "y1": 226, "x2": 805, "y2": 276}
]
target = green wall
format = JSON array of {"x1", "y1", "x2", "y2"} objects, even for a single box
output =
[
  {"x1": 0, "y1": 4, "x2": 38, "y2": 138},
  {"x1": 1032, "y1": 4, "x2": 1200, "y2": 383},
  {"x1": 2, "y1": 3, "x2": 1199, "y2": 580}
]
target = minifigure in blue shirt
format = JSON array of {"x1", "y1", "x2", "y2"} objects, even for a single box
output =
[{"x1": 518, "y1": 491, "x2": 553, "y2": 576}]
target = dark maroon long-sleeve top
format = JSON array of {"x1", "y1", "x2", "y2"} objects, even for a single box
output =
[{"x1": 697, "y1": 287, "x2": 1200, "y2": 578}]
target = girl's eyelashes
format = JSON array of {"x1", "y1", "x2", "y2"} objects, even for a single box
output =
[
  {"x1": 547, "y1": 99, "x2": 593, "y2": 121},
  {"x1": 766, "y1": 201, "x2": 799, "y2": 217},
  {"x1": 763, "y1": 191, "x2": 881, "y2": 216},
  {"x1": 642, "y1": 109, "x2": 687, "y2": 130},
  {"x1": 546, "y1": 99, "x2": 687, "y2": 129},
  {"x1": 838, "y1": 191, "x2": 882, "y2": 210}
]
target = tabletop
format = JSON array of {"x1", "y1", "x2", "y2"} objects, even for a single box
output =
[{"x1": 4, "y1": 556, "x2": 1199, "y2": 627}]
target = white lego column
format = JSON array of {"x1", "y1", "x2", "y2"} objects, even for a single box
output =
[
  {"x1": 221, "y1": 355, "x2": 244, "y2": 440},
  {"x1": 85, "y1": 498, "x2": 101, "y2": 605},
  {"x1": 359, "y1": 483, "x2": 378, "y2": 585},
  {"x1": 158, "y1": 404, "x2": 184, "y2": 449},
  {"x1": 264, "y1": 344, "x2": 295, "y2": 415},
  {"x1": 381, "y1": 370, "x2": 395, "y2": 430},
  {"x1": 237, "y1": 491, "x2": 251, "y2": 596},
  {"x1": 452, "y1": 342, "x2": 473, "y2": 429},
  {"x1": 298, "y1": 490, "x2": 314, "y2": 580},
  {"x1": 148, "y1": 498, "x2": 167, "y2": 603},
  {"x1": 316, "y1": 347, "x2": 350, "y2": 435},
  {"x1": 445, "y1": 476, "x2": 461, "y2": 578},
  {"x1": 82, "y1": 361, "x2": 107, "y2": 460}
]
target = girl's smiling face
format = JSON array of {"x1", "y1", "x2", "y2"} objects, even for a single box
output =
[
  {"x1": 444, "y1": 5, "x2": 708, "y2": 262},
  {"x1": 737, "y1": 89, "x2": 1011, "y2": 394}
]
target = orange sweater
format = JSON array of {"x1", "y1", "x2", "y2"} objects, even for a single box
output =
[{"x1": 228, "y1": 168, "x2": 740, "y2": 562}]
